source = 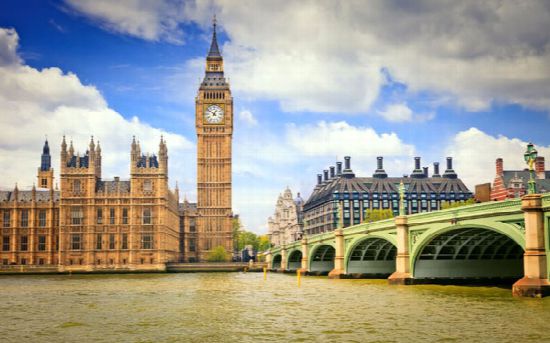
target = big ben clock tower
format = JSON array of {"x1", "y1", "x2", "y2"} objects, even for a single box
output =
[{"x1": 196, "y1": 17, "x2": 233, "y2": 260}]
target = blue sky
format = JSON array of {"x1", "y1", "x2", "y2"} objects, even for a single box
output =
[{"x1": 1, "y1": 1, "x2": 549, "y2": 233}]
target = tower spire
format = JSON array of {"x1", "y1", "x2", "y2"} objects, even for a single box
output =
[{"x1": 207, "y1": 14, "x2": 221, "y2": 59}]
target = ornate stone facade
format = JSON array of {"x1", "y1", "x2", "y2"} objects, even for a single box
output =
[
  {"x1": 1, "y1": 138, "x2": 180, "y2": 271},
  {"x1": 267, "y1": 188, "x2": 304, "y2": 247}
]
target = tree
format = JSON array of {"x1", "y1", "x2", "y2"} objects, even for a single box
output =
[
  {"x1": 364, "y1": 209, "x2": 394, "y2": 222},
  {"x1": 441, "y1": 198, "x2": 476, "y2": 210},
  {"x1": 258, "y1": 235, "x2": 271, "y2": 252},
  {"x1": 206, "y1": 246, "x2": 231, "y2": 262}
]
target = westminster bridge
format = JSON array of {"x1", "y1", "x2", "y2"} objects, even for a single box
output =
[{"x1": 266, "y1": 194, "x2": 550, "y2": 297}]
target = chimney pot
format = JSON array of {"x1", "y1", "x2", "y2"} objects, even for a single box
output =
[
  {"x1": 433, "y1": 162, "x2": 440, "y2": 176},
  {"x1": 317, "y1": 174, "x2": 322, "y2": 185},
  {"x1": 330, "y1": 166, "x2": 335, "y2": 178},
  {"x1": 323, "y1": 170, "x2": 329, "y2": 181},
  {"x1": 414, "y1": 157, "x2": 421, "y2": 170},
  {"x1": 377, "y1": 156, "x2": 383, "y2": 170},
  {"x1": 336, "y1": 162, "x2": 342, "y2": 175},
  {"x1": 423, "y1": 167, "x2": 428, "y2": 177},
  {"x1": 344, "y1": 156, "x2": 351, "y2": 170},
  {"x1": 496, "y1": 158, "x2": 504, "y2": 175},
  {"x1": 447, "y1": 157, "x2": 453, "y2": 170}
]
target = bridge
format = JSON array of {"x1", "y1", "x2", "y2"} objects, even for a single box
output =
[{"x1": 266, "y1": 194, "x2": 550, "y2": 297}]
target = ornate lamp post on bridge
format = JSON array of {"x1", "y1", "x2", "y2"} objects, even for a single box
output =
[{"x1": 524, "y1": 143, "x2": 538, "y2": 195}]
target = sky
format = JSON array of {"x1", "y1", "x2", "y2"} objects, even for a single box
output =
[{"x1": 1, "y1": 0, "x2": 550, "y2": 234}]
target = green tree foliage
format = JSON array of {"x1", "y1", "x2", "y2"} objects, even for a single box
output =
[
  {"x1": 441, "y1": 198, "x2": 476, "y2": 209},
  {"x1": 206, "y1": 246, "x2": 231, "y2": 262},
  {"x1": 364, "y1": 209, "x2": 394, "y2": 222},
  {"x1": 258, "y1": 235, "x2": 271, "y2": 252}
]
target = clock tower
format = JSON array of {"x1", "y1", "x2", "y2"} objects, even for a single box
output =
[{"x1": 195, "y1": 18, "x2": 233, "y2": 260}]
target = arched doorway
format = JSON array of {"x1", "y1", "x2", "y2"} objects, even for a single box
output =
[{"x1": 272, "y1": 254, "x2": 282, "y2": 269}]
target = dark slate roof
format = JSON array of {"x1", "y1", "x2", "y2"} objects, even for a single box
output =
[
  {"x1": 304, "y1": 175, "x2": 472, "y2": 211},
  {"x1": 96, "y1": 180, "x2": 131, "y2": 193},
  {"x1": 502, "y1": 170, "x2": 550, "y2": 193},
  {"x1": 0, "y1": 190, "x2": 59, "y2": 202}
]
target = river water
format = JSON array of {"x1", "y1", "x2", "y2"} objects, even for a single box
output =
[{"x1": 0, "y1": 272, "x2": 549, "y2": 342}]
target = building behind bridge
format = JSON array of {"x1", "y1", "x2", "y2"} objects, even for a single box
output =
[
  {"x1": 303, "y1": 156, "x2": 473, "y2": 235},
  {"x1": 491, "y1": 156, "x2": 550, "y2": 200},
  {"x1": 267, "y1": 187, "x2": 304, "y2": 247}
]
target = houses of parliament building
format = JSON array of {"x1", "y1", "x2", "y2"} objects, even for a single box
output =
[{"x1": 0, "y1": 21, "x2": 233, "y2": 271}]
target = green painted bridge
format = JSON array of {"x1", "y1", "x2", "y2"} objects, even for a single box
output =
[{"x1": 266, "y1": 194, "x2": 550, "y2": 297}]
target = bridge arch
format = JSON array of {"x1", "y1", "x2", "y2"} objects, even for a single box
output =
[
  {"x1": 287, "y1": 249, "x2": 302, "y2": 271},
  {"x1": 309, "y1": 244, "x2": 335, "y2": 275},
  {"x1": 411, "y1": 224, "x2": 524, "y2": 280},
  {"x1": 271, "y1": 254, "x2": 282, "y2": 269},
  {"x1": 345, "y1": 234, "x2": 397, "y2": 277}
]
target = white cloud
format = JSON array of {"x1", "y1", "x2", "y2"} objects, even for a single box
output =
[
  {"x1": 238, "y1": 110, "x2": 257, "y2": 126},
  {"x1": 63, "y1": 0, "x2": 187, "y2": 44},
  {"x1": 0, "y1": 27, "x2": 21, "y2": 66},
  {"x1": 445, "y1": 127, "x2": 550, "y2": 189},
  {"x1": 0, "y1": 28, "x2": 194, "y2": 192},
  {"x1": 286, "y1": 121, "x2": 415, "y2": 158},
  {"x1": 377, "y1": 104, "x2": 413, "y2": 122},
  {"x1": 65, "y1": 0, "x2": 550, "y2": 113}
]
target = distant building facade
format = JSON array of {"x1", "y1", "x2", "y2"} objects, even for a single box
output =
[
  {"x1": 491, "y1": 157, "x2": 549, "y2": 201},
  {"x1": 303, "y1": 156, "x2": 473, "y2": 235},
  {"x1": 267, "y1": 188, "x2": 304, "y2": 247}
]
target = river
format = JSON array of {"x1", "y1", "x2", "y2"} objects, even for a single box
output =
[{"x1": 0, "y1": 272, "x2": 548, "y2": 342}]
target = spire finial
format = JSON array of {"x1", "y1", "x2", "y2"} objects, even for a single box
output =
[{"x1": 207, "y1": 14, "x2": 221, "y2": 58}]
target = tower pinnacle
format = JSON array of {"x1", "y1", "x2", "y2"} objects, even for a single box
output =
[{"x1": 207, "y1": 14, "x2": 221, "y2": 60}]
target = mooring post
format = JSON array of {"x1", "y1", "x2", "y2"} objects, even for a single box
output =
[
  {"x1": 388, "y1": 215, "x2": 413, "y2": 285},
  {"x1": 328, "y1": 228, "x2": 345, "y2": 279},
  {"x1": 512, "y1": 194, "x2": 550, "y2": 297}
]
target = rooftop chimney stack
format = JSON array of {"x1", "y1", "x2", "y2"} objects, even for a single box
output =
[
  {"x1": 330, "y1": 166, "x2": 335, "y2": 178},
  {"x1": 373, "y1": 156, "x2": 388, "y2": 178},
  {"x1": 317, "y1": 174, "x2": 322, "y2": 185},
  {"x1": 535, "y1": 156, "x2": 545, "y2": 179},
  {"x1": 342, "y1": 156, "x2": 355, "y2": 178},
  {"x1": 336, "y1": 162, "x2": 343, "y2": 176},
  {"x1": 423, "y1": 167, "x2": 428, "y2": 177},
  {"x1": 323, "y1": 170, "x2": 329, "y2": 182},
  {"x1": 433, "y1": 162, "x2": 441, "y2": 177},
  {"x1": 496, "y1": 158, "x2": 504, "y2": 176},
  {"x1": 443, "y1": 157, "x2": 457, "y2": 179},
  {"x1": 411, "y1": 157, "x2": 424, "y2": 178}
]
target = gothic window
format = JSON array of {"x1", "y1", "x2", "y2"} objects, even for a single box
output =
[
  {"x1": 189, "y1": 238, "x2": 196, "y2": 252},
  {"x1": 141, "y1": 234, "x2": 153, "y2": 249},
  {"x1": 122, "y1": 233, "x2": 128, "y2": 250},
  {"x1": 122, "y1": 208, "x2": 128, "y2": 224},
  {"x1": 71, "y1": 234, "x2": 81, "y2": 250},
  {"x1": 109, "y1": 208, "x2": 115, "y2": 224},
  {"x1": 96, "y1": 234, "x2": 102, "y2": 250},
  {"x1": 39, "y1": 210, "x2": 47, "y2": 227},
  {"x1": 3, "y1": 211, "x2": 10, "y2": 228},
  {"x1": 189, "y1": 218, "x2": 196, "y2": 232},
  {"x1": 97, "y1": 208, "x2": 103, "y2": 224},
  {"x1": 109, "y1": 234, "x2": 115, "y2": 250},
  {"x1": 143, "y1": 208, "x2": 152, "y2": 225},
  {"x1": 41, "y1": 178, "x2": 47, "y2": 187},
  {"x1": 20, "y1": 235, "x2": 28, "y2": 251},
  {"x1": 38, "y1": 235, "x2": 46, "y2": 251},
  {"x1": 20, "y1": 210, "x2": 29, "y2": 227},
  {"x1": 2, "y1": 236, "x2": 10, "y2": 251},
  {"x1": 71, "y1": 207, "x2": 83, "y2": 225}
]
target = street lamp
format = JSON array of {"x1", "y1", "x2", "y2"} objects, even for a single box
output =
[
  {"x1": 524, "y1": 142, "x2": 538, "y2": 195},
  {"x1": 398, "y1": 181, "x2": 406, "y2": 216}
]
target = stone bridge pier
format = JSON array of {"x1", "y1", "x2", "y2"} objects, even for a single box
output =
[
  {"x1": 512, "y1": 194, "x2": 550, "y2": 297},
  {"x1": 388, "y1": 216, "x2": 412, "y2": 285}
]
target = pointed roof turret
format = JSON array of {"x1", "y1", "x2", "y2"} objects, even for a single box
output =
[
  {"x1": 207, "y1": 15, "x2": 221, "y2": 60},
  {"x1": 40, "y1": 139, "x2": 52, "y2": 171}
]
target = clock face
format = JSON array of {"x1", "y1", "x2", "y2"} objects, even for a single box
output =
[{"x1": 204, "y1": 104, "x2": 224, "y2": 124}]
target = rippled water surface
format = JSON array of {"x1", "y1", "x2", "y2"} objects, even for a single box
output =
[{"x1": 1, "y1": 272, "x2": 549, "y2": 342}]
